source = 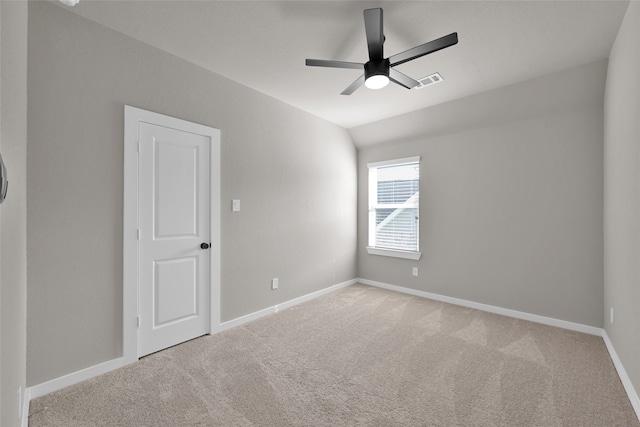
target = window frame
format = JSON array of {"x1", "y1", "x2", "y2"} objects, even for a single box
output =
[{"x1": 366, "y1": 156, "x2": 422, "y2": 261}]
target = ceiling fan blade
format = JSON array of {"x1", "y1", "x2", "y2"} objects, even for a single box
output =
[
  {"x1": 389, "y1": 32, "x2": 458, "y2": 67},
  {"x1": 306, "y1": 59, "x2": 364, "y2": 70},
  {"x1": 363, "y1": 8, "x2": 384, "y2": 60},
  {"x1": 389, "y1": 68, "x2": 420, "y2": 90},
  {"x1": 341, "y1": 74, "x2": 365, "y2": 95}
]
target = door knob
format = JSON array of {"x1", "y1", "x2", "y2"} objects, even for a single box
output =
[{"x1": 200, "y1": 243, "x2": 210, "y2": 250}]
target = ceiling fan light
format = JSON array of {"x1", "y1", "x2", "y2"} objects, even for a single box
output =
[{"x1": 365, "y1": 74, "x2": 390, "y2": 90}]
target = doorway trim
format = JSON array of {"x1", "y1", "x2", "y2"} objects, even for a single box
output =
[{"x1": 123, "y1": 105, "x2": 221, "y2": 364}]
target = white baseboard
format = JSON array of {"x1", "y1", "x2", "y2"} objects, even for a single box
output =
[
  {"x1": 219, "y1": 278, "x2": 357, "y2": 332},
  {"x1": 24, "y1": 277, "x2": 639, "y2": 425},
  {"x1": 602, "y1": 331, "x2": 640, "y2": 421},
  {"x1": 28, "y1": 357, "x2": 127, "y2": 401},
  {"x1": 358, "y1": 278, "x2": 640, "y2": 423},
  {"x1": 358, "y1": 278, "x2": 603, "y2": 335},
  {"x1": 21, "y1": 387, "x2": 30, "y2": 427},
  {"x1": 25, "y1": 278, "x2": 358, "y2": 407}
]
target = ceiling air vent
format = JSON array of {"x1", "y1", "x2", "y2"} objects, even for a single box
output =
[{"x1": 415, "y1": 72, "x2": 444, "y2": 89}]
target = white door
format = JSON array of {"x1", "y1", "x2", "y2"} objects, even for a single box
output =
[{"x1": 138, "y1": 122, "x2": 211, "y2": 357}]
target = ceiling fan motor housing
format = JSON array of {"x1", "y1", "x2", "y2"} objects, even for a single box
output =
[{"x1": 365, "y1": 59, "x2": 390, "y2": 80}]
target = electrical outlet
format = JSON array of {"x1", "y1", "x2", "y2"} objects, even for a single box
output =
[
  {"x1": 610, "y1": 307, "x2": 614, "y2": 325},
  {"x1": 412, "y1": 267, "x2": 418, "y2": 277},
  {"x1": 272, "y1": 278, "x2": 278, "y2": 290}
]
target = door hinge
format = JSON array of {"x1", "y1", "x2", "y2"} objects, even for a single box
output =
[
  {"x1": 137, "y1": 316, "x2": 140, "y2": 327},
  {"x1": 136, "y1": 229, "x2": 140, "y2": 240},
  {"x1": 137, "y1": 140, "x2": 140, "y2": 153}
]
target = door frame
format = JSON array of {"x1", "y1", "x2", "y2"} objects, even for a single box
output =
[{"x1": 123, "y1": 105, "x2": 221, "y2": 363}]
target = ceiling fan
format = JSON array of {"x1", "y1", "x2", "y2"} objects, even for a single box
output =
[{"x1": 306, "y1": 8, "x2": 458, "y2": 95}]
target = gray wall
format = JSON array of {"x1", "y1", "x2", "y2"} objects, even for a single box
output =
[
  {"x1": 27, "y1": 2, "x2": 357, "y2": 386},
  {"x1": 0, "y1": 2, "x2": 28, "y2": 426},
  {"x1": 354, "y1": 60, "x2": 606, "y2": 327},
  {"x1": 604, "y1": 1, "x2": 640, "y2": 399}
]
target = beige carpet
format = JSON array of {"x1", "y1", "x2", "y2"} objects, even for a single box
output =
[{"x1": 29, "y1": 284, "x2": 639, "y2": 426}]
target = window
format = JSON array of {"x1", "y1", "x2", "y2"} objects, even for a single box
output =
[{"x1": 367, "y1": 157, "x2": 421, "y2": 260}]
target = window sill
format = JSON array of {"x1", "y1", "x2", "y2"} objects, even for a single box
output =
[{"x1": 366, "y1": 247, "x2": 422, "y2": 260}]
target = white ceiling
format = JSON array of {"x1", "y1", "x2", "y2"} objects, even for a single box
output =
[{"x1": 59, "y1": 0, "x2": 629, "y2": 129}]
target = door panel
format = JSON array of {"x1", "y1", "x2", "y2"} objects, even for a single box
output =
[
  {"x1": 139, "y1": 122, "x2": 210, "y2": 357},
  {"x1": 155, "y1": 141, "x2": 198, "y2": 238},
  {"x1": 154, "y1": 257, "x2": 198, "y2": 325}
]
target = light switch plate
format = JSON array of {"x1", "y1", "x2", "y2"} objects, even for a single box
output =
[{"x1": 232, "y1": 199, "x2": 240, "y2": 212}]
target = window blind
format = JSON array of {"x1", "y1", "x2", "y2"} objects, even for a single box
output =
[{"x1": 369, "y1": 160, "x2": 419, "y2": 252}]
